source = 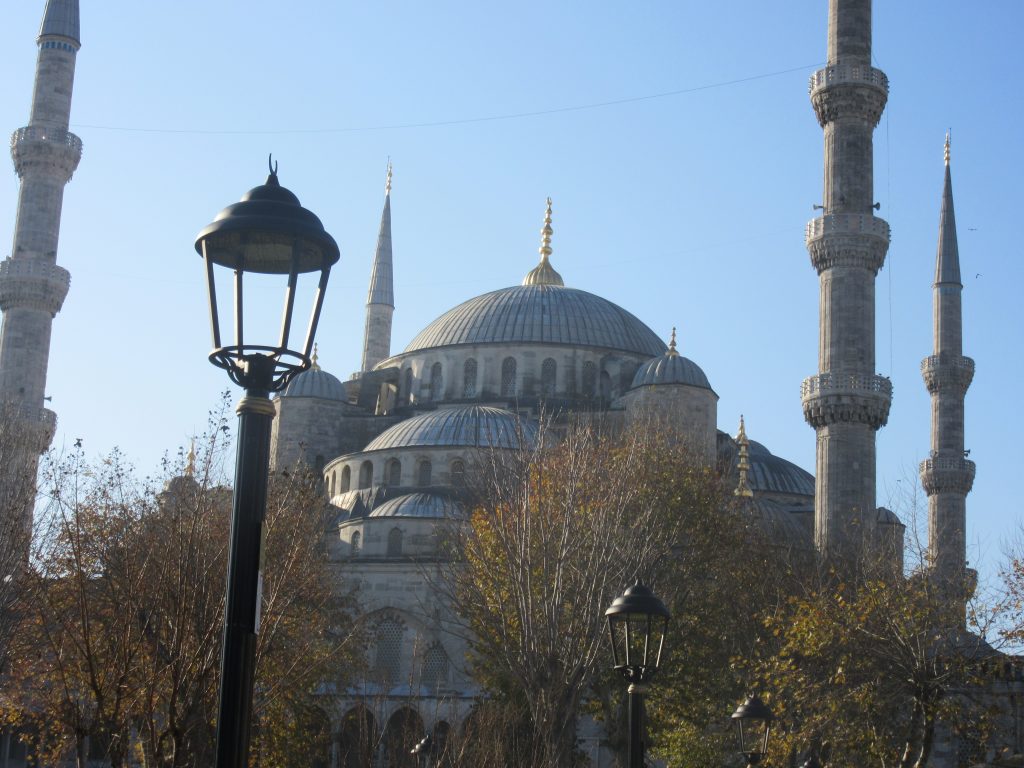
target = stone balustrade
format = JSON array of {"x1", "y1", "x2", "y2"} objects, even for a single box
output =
[
  {"x1": 921, "y1": 354, "x2": 975, "y2": 394},
  {"x1": 920, "y1": 456, "x2": 976, "y2": 496},
  {"x1": 0, "y1": 257, "x2": 71, "y2": 315},
  {"x1": 10, "y1": 125, "x2": 82, "y2": 181},
  {"x1": 801, "y1": 372, "x2": 892, "y2": 429},
  {"x1": 9, "y1": 125, "x2": 82, "y2": 153},
  {"x1": 809, "y1": 63, "x2": 889, "y2": 95},
  {"x1": 805, "y1": 213, "x2": 890, "y2": 244},
  {"x1": 806, "y1": 214, "x2": 890, "y2": 274}
]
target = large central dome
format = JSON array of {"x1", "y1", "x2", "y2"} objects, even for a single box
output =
[{"x1": 403, "y1": 284, "x2": 666, "y2": 357}]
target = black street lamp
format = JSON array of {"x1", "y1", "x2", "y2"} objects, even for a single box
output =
[
  {"x1": 731, "y1": 695, "x2": 774, "y2": 768},
  {"x1": 605, "y1": 581, "x2": 670, "y2": 768},
  {"x1": 410, "y1": 734, "x2": 432, "y2": 768},
  {"x1": 195, "y1": 159, "x2": 339, "y2": 768}
]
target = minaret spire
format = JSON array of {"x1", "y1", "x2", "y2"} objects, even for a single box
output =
[
  {"x1": 734, "y1": 415, "x2": 754, "y2": 499},
  {"x1": 920, "y1": 134, "x2": 975, "y2": 610},
  {"x1": 0, "y1": 0, "x2": 81, "y2": 501},
  {"x1": 801, "y1": 0, "x2": 892, "y2": 557},
  {"x1": 360, "y1": 161, "x2": 395, "y2": 373}
]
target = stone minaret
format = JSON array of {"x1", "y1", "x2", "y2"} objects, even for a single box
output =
[
  {"x1": 801, "y1": 0, "x2": 892, "y2": 556},
  {"x1": 360, "y1": 163, "x2": 394, "y2": 373},
  {"x1": 920, "y1": 135, "x2": 974, "y2": 588},
  {"x1": 0, "y1": 0, "x2": 80, "y2": 457}
]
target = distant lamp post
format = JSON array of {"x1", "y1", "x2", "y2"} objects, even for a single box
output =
[
  {"x1": 195, "y1": 158, "x2": 339, "y2": 768},
  {"x1": 731, "y1": 695, "x2": 774, "y2": 768},
  {"x1": 410, "y1": 734, "x2": 433, "y2": 768},
  {"x1": 605, "y1": 581, "x2": 670, "y2": 768}
]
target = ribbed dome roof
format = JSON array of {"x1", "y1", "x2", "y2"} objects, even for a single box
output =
[
  {"x1": 364, "y1": 406, "x2": 536, "y2": 451},
  {"x1": 281, "y1": 366, "x2": 346, "y2": 400},
  {"x1": 369, "y1": 493, "x2": 464, "y2": 519},
  {"x1": 402, "y1": 285, "x2": 665, "y2": 358},
  {"x1": 747, "y1": 441, "x2": 815, "y2": 497},
  {"x1": 631, "y1": 351, "x2": 712, "y2": 391}
]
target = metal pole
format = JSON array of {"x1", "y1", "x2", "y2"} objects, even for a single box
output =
[
  {"x1": 627, "y1": 683, "x2": 646, "y2": 768},
  {"x1": 215, "y1": 370, "x2": 276, "y2": 768}
]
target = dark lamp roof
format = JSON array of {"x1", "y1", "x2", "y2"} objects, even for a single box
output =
[
  {"x1": 403, "y1": 285, "x2": 665, "y2": 358},
  {"x1": 369, "y1": 493, "x2": 464, "y2": 519},
  {"x1": 364, "y1": 406, "x2": 535, "y2": 452},
  {"x1": 195, "y1": 170, "x2": 340, "y2": 274},
  {"x1": 604, "y1": 582, "x2": 670, "y2": 619},
  {"x1": 631, "y1": 350, "x2": 713, "y2": 391},
  {"x1": 281, "y1": 366, "x2": 346, "y2": 400}
]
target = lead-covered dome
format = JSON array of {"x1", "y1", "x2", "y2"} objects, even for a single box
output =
[
  {"x1": 364, "y1": 405, "x2": 536, "y2": 451},
  {"x1": 631, "y1": 346, "x2": 712, "y2": 391},
  {"x1": 369, "y1": 493, "x2": 464, "y2": 519},
  {"x1": 747, "y1": 440, "x2": 815, "y2": 497},
  {"x1": 403, "y1": 285, "x2": 665, "y2": 357}
]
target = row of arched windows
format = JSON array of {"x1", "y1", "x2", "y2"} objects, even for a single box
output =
[
  {"x1": 399, "y1": 356, "x2": 611, "y2": 402},
  {"x1": 348, "y1": 526, "x2": 403, "y2": 558},
  {"x1": 372, "y1": 616, "x2": 450, "y2": 689},
  {"x1": 328, "y1": 459, "x2": 467, "y2": 496}
]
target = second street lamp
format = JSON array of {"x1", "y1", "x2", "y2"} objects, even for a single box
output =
[
  {"x1": 731, "y1": 694, "x2": 774, "y2": 768},
  {"x1": 605, "y1": 581, "x2": 670, "y2": 768},
  {"x1": 195, "y1": 158, "x2": 340, "y2": 768}
]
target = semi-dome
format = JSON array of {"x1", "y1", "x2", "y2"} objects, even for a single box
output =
[
  {"x1": 364, "y1": 405, "x2": 536, "y2": 452},
  {"x1": 369, "y1": 492, "x2": 464, "y2": 519},
  {"x1": 281, "y1": 367, "x2": 346, "y2": 400},
  {"x1": 747, "y1": 440, "x2": 815, "y2": 497},
  {"x1": 630, "y1": 331, "x2": 712, "y2": 391},
  {"x1": 402, "y1": 285, "x2": 665, "y2": 358}
]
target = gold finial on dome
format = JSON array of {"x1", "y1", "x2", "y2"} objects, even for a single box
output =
[
  {"x1": 734, "y1": 414, "x2": 754, "y2": 498},
  {"x1": 522, "y1": 196, "x2": 564, "y2": 287},
  {"x1": 311, "y1": 343, "x2": 321, "y2": 371},
  {"x1": 668, "y1": 327, "x2": 678, "y2": 356},
  {"x1": 186, "y1": 440, "x2": 196, "y2": 478},
  {"x1": 944, "y1": 131, "x2": 950, "y2": 167},
  {"x1": 385, "y1": 159, "x2": 393, "y2": 195}
]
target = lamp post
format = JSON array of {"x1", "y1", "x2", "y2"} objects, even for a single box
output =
[
  {"x1": 195, "y1": 158, "x2": 339, "y2": 768},
  {"x1": 731, "y1": 695, "x2": 774, "y2": 768},
  {"x1": 605, "y1": 581, "x2": 670, "y2": 768}
]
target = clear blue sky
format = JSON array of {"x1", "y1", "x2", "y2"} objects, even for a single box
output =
[{"x1": 1, "y1": 2, "x2": 1021, "y2": 580}]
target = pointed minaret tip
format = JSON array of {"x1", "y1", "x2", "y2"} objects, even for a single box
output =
[
  {"x1": 385, "y1": 159, "x2": 393, "y2": 196},
  {"x1": 944, "y1": 130, "x2": 951, "y2": 167},
  {"x1": 522, "y1": 197, "x2": 564, "y2": 287},
  {"x1": 39, "y1": 0, "x2": 81, "y2": 45}
]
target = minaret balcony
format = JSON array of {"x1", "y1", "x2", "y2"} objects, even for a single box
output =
[
  {"x1": 809, "y1": 63, "x2": 888, "y2": 127},
  {"x1": 10, "y1": 125, "x2": 82, "y2": 181},
  {"x1": 0, "y1": 257, "x2": 71, "y2": 316},
  {"x1": 921, "y1": 354, "x2": 974, "y2": 394},
  {"x1": 920, "y1": 455, "x2": 976, "y2": 496},
  {"x1": 806, "y1": 214, "x2": 890, "y2": 274},
  {"x1": 801, "y1": 372, "x2": 892, "y2": 429}
]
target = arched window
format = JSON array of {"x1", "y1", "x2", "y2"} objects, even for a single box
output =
[
  {"x1": 417, "y1": 459, "x2": 432, "y2": 487},
  {"x1": 358, "y1": 460, "x2": 373, "y2": 489},
  {"x1": 340, "y1": 465, "x2": 351, "y2": 492},
  {"x1": 463, "y1": 358, "x2": 478, "y2": 398},
  {"x1": 429, "y1": 362, "x2": 443, "y2": 401},
  {"x1": 387, "y1": 527, "x2": 403, "y2": 557},
  {"x1": 541, "y1": 358, "x2": 557, "y2": 397},
  {"x1": 450, "y1": 460, "x2": 466, "y2": 487},
  {"x1": 582, "y1": 361, "x2": 597, "y2": 397},
  {"x1": 350, "y1": 531, "x2": 361, "y2": 556},
  {"x1": 402, "y1": 367, "x2": 413, "y2": 404},
  {"x1": 421, "y1": 643, "x2": 449, "y2": 690},
  {"x1": 374, "y1": 617, "x2": 404, "y2": 681},
  {"x1": 501, "y1": 357, "x2": 517, "y2": 397},
  {"x1": 328, "y1": 472, "x2": 335, "y2": 497},
  {"x1": 565, "y1": 363, "x2": 577, "y2": 395},
  {"x1": 600, "y1": 370, "x2": 612, "y2": 400},
  {"x1": 386, "y1": 459, "x2": 402, "y2": 487}
]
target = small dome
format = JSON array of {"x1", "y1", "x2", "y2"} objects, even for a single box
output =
[
  {"x1": 282, "y1": 366, "x2": 346, "y2": 400},
  {"x1": 365, "y1": 406, "x2": 536, "y2": 452},
  {"x1": 746, "y1": 441, "x2": 815, "y2": 497},
  {"x1": 369, "y1": 493, "x2": 464, "y2": 519},
  {"x1": 631, "y1": 349, "x2": 712, "y2": 391}
]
